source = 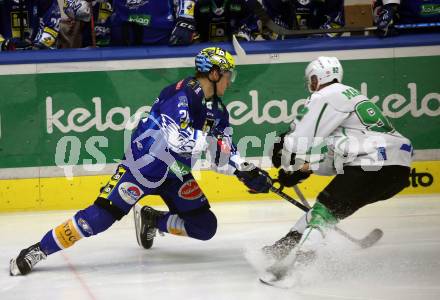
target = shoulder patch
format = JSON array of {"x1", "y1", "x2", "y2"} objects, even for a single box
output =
[
  {"x1": 188, "y1": 79, "x2": 197, "y2": 87},
  {"x1": 187, "y1": 79, "x2": 202, "y2": 95}
]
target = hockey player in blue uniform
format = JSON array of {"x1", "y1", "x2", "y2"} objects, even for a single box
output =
[
  {"x1": 63, "y1": 0, "x2": 113, "y2": 47},
  {"x1": 374, "y1": 0, "x2": 440, "y2": 36},
  {"x1": 110, "y1": 0, "x2": 197, "y2": 46},
  {"x1": 194, "y1": 0, "x2": 260, "y2": 42},
  {"x1": 260, "y1": 0, "x2": 344, "y2": 39},
  {"x1": 0, "y1": 0, "x2": 60, "y2": 50},
  {"x1": 9, "y1": 47, "x2": 272, "y2": 276}
]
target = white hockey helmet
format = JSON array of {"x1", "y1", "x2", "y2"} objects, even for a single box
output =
[{"x1": 305, "y1": 56, "x2": 343, "y2": 92}]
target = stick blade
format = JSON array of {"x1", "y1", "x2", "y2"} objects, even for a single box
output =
[
  {"x1": 232, "y1": 35, "x2": 246, "y2": 58},
  {"x1": 359, "y1": 228, "x2": 383, "y2": 249}
]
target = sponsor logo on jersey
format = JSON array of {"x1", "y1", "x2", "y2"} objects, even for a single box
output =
[
  {"x1": 377, "y1": 147, "x2": 387, "y2": 161},
  {"x1": 178, "y1": 179, "x2": 203, "y2": 200},
  {"x1": 230, "y1": 4, "x2": 241, "y2": 12},
  {"x1": 178, "y1": 96, "x2": 189, "y2": 108},
  {"x1": 118, "y1": 182, "x2": 144, "y2": 204},
  {"x1": 77, "y1": 218, "x2": 93, "y2": 236},
  {"x1": 99, "y1": 166, "x2": 126, "y2": 198},
  {"x1": 169, "y1": 161, "x2": 190, "y2": 177},
  {"x1": 128, "y1": 14, "x2": 151, "y2": 26},
  {"x1": 99, "y1": 183, "x2": 114, "y2": 198},
  {"x1": 199, "y1": 5, "x2": 210, "y2": 13}
]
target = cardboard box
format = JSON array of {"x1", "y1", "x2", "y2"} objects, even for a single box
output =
[{"x1": 345, "y1": 4, "x2": 374, "y2": 28}]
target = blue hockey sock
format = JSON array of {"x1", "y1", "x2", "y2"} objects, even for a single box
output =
[
  {"x1": 157, "y1": 209, "x2": 217, "y2": 241},
  {"x1": 40, "y1": 204, "x2": 116, "y2": 255}
]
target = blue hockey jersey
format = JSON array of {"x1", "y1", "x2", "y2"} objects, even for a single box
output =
[
  {"x1": 262, "y1": 0, "x2": 343, "y2": 30},
  {"x1": 400, "y1": 0, "x2": 440, "y2": 23},
  {"x1": 110, "y1": 0, "x2": 196, "y2": 45},
  {"x1": 123, "y1": 77, "x2": 242, "y2": 181},
  {"x1": 111, "y1": 0, "x2": 174, "y2": 28},
  {"x1": 63, "y1": 0, "x2": 113, "y2": 47},
  {"x1": 195, "y1": 0, "x2": 259, "y2": 42},
  {"x1": 0, "y1": 0, "x2": 60, "y2": 48},
  {"x1": 381, "y1": 0, "x2": 440, "y2": 24}
]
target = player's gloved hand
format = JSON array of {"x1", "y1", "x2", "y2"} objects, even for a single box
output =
[
  {"x1": 375, "y1": 3, "x2": 400, "y2": 37},
  {"x1": 319, "y1": 14, "x2": 344, "y2": 38},
  {"x1": 271, "y1": 132, "x2": 287, "y2": 168},
  {"x1": 0, "y1": 38, "x2": 16, "y2": 51},
  {"x1": 95, "y1": 25, "x2": 111, "y2": 47},
  {"x1": 169, "y1": 18, "x2": 196, "y2": 46},
  {"x1": 34, "y1": 26, "x2": 59, "y2": 49},
  {"x1": 271, "y1": 131, "x2": 296, "y2": 169},
  {"x1": 234, "y1": 24, "x2": 254, "y2": 42},
  {"x1": 278, "y1": 168, "x2": 311, "y2": 187},
  {"x1": 235, "y1": 163, "x2": 272, "y2": 193},
  {"x1": 65, "y1": 0, "x2": 92, "y2": 22}
]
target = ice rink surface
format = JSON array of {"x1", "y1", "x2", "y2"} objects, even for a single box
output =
[{"x1": 1, "y1": 195, "x2": 439, "y2": 300}]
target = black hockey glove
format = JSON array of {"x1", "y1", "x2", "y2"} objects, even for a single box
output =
[
  {"x1": 375, "y1": 3, "x2": 400, "y2": 37},
  {"x1": 235, "y1": 163, "x2": 272, "y2": 193},
  {"x1": 234, "y1": 24, "x2": 255, "y2": 42},
  {"x1": 169, "y1": 18, "x2": 196, "y2": 46},
  {"x1": 319, "y1": 13, "x2": 344, "y2": 38},
  {"x1": 277, "y1": 168, "x2": 311, "y2": 188},
  {"x1": 271, "y1": 131, "x2": 296, "y2": 169},
  {"x1": 0, "y1": 38, "x2": 33, "y2": 51}
]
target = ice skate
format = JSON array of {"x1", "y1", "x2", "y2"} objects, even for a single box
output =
[
  {"x1": 10, "y1": 242, "x2": 47, "y2": 276},
  {"x1": 134, "y1": 204, "x2": 166, "y2": 249},
  {"x1": 262, "y1": 230, "x2": 302, "y2": 261}
]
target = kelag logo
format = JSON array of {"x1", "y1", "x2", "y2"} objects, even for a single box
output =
[
  {"x1": 408, "y1": 168, "x2": 434, "y2": 188},
  {"x1": 45, "y1": 82, "x2": 440, "y2": 134}
]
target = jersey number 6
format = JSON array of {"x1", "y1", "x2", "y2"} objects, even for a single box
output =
[{"x1": 355, "y1": 101, "x2": 395, "y2": 133}]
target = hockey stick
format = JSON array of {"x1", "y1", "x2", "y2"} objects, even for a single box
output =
[
  {"x1": 293, "y1": 184, "x2": 383, "y2": 248},
  {"x1": 270, "y1": 183, "x2": 383, "y2": 249},
  {"x1": 232, "y1": 35, "x2": 246, "y2": 58},
  {"x1": 293, "y1": 185, "x2": 311, "y2": 209},
  {"x1": 89, "y1": 2, "x2": 97, "y2": 47}
]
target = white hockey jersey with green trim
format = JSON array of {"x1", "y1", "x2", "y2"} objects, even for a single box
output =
[{"x1": 284, "y1": 83, "x2": 413, "y2": 175}]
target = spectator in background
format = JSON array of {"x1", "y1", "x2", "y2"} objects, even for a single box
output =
[
  {"x1": 0, "y1": 0, "x2": 60, "y2": 51},
  {"x1": 194, "y1": 0, "x2": 260, "y2": 42},
  {"x1": 110, "y1": 0, "x2": 196, "y2": 46},
  {"x1": 374, "y1": 0, "x2": 440, "y2": 37},
  {"x1": 61, "y1": 0, "x2": 112, "y2": 48},
  {"x1": 259, "y1": 0, "x2": 345, "y2": 39}
]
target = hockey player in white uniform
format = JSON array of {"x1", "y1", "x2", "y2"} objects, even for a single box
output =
[{"x1": 264, "y1": 56, "x2": 412, "y2": 269}]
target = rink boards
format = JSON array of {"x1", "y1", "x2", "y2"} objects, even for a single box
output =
[
  {"x1": 0, "y1": 160, "x2": 438, "y2": 212},
  {"x1": 0, "y1": 35, "x2": 439, "y2": 212}
]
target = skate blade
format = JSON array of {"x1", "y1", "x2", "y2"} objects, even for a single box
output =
[
  {"x1": 133, "y1": 204, "x2": 143, "y2": 247},
  {"x1": 9, "y1": 259, "x2": 21, "y2": 276},
  {"x1": 259, "y1": 274, "x2": 295, "y2": 289}
]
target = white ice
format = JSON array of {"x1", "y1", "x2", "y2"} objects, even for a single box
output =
[{"x1": 1, "y1": 195, "x2": 439, "y2": 300}]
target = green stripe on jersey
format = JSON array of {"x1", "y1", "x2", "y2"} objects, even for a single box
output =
[{"x1": 314, "y1": 103, "x2": 328, "y2": 136}]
